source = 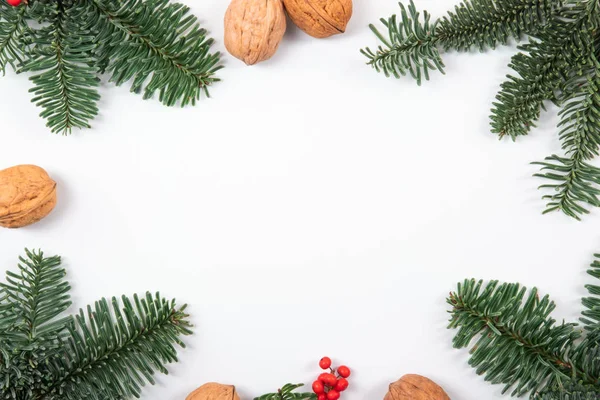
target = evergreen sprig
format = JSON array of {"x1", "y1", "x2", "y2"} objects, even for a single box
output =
[
  {"x1": 0, "y1": 0, "x2": 221, "y2": 134},
  {"x1": 0, "y1": 249, "x2": 191, "y2": 400},
  {"x1": 255, "y1": 383, "x2": 317, "y2": 400},
  {"x1": 0, "y1": 4, "x2": 28, "y2": 73},
  {"x1": 363, "y1": 0, "x2": 600, "y2": 219},
  {"x1": 447, "y1": 251, "x2": 600, "y2": 398}
]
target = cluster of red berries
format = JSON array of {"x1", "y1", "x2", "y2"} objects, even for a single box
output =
[{"x1": 311, "y1": 357, "x2": 351, "y2": 400}]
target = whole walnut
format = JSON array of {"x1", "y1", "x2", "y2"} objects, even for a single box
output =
[
  {"x1": 0, "y1": 165, "x2": 57, "y2": 228},
  {"x1": 282, "y1": 0, "x2": 352, "y2": 38},
  {"x1": 224, "y1": 0, "x2": 287, "y2": 65},
  {"x1": 384, "y1": 375, "x2": 450, "y2": 400},
  {"x1": 186, "y1": 383, "x2": 240, "y2": 400}
]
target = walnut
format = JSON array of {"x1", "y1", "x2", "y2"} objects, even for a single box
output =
[
  {"x1": 0, "y1": 165, "x2": 57, "y2": 228},
  {"x1": 186, "y1": 383, "x2": 241, "y2": 400},
  {"x1": 224, "y1": 0, "x2": 287, "y2": 65},
  {"x1": 384, "y1": 375, "x2": 450, "y2": 400},
  {"x1": 282, "y1": 0, "x2": 352, "y2": 38}
]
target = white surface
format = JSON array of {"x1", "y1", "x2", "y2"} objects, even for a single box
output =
[{"x1": 2, "y1": 1, "x2": 600, "y2": 399}]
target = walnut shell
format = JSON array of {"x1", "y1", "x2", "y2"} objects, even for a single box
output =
[
  {"x1": 384, "y1": 375, "x2": 450, "y2": 400},
  {"x1": 186, "y1": 383, "x2": 240, "y2": 400},
  {"x1": 0, "y1": 165, "x2": 57, "y2": 229},
  {"x1": 282, "y1": 0, "x2": 352, "y2": 38},
  {"x1": 224, "y1": 0, "x2": 287, "y2": 65}
]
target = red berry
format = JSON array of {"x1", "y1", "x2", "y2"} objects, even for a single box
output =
[
  {"x1": 337, "y1": 365, "x2": 351, "y2": 378},
  {"x1": 318, "y1": 373, "x2": 337, "y2": 386},
  {"x1": 317, "y1": 395, "x2": 326, "y2": 400},
  {"x1": 312, "y1": 381, "x2": 325, "y2": 394},
  {"x1": 6, "y1": 0, "x2": 22, "y2": 6},
  {"x1": 327, "y1": 390, "x2": 341, "y2": 400},
  {"x1": 334, "y1": 378, "x2": 349, "y2": 392},
  {"x1": 319, "y1": 357, "x2": 332, "y2": 370}
]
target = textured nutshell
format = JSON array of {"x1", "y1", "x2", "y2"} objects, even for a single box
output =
[
  {"x1": 282, "y1": 0, "x2": 352, "y2": 38},
  {"x1": 224, "y1": 0, "x2": 287, "y2": 65},
  {"x1": 0, "y1": 165, "x2": 57, "y2": 229},
  {"x1": 186, "y1": 383, "x2": 241, "y2": 400},
  {"x1": 384, "y1": 375, "x2": 450, "y2": 400}
]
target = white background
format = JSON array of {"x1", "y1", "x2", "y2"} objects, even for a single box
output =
[{"x1": 2, "y1": 0, "x2": 600, "y2": 399}]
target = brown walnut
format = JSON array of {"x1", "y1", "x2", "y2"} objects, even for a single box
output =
[
  {"x1": 0, "y1": 165, "x2": 57, "y2": 228},
  {"x1": 186, "y1": 382, "x2": 241, "y2": 400},
  {"x1": 224, "y1": 0, "x2": 287, "y2": 65},
  {"x1": 282, "y1": 0, "x2": 352, "y2": 38},
  {"x1": 384, "y1": 374, "x2": 450, "y2": 400}
]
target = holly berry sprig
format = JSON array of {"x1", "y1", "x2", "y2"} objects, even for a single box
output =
[{"x1": 311, "y1": 357, "x2": 351, "y2": 400}]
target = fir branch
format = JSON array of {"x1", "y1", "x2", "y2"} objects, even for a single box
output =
[
  {"x1": 255, "y1": 384, "x2": 317, "y2": 400},
  {"x1": 0, "y1": 249, "x2": 71, "y2": 341},
  {"x1": 84, "y1": 0, "x2": 221, "y2": 106},
  {"x1": 447, "y1": 279, "x2": 583, "y2": 396},
  {"x1": 0, "y1": 249, "x2": 191, "y2": 400},
  {"x1": 0, "y1": 3, "x2": 28, "y2": 74},
  {"x1": 41, "y1": 293, "x2": 191, "y2": 399},
  {"x1": 362, "y1": 0, "x2": 555, "y2": 84},
  {"x1": 0, "y1": 249, "x2": 72, "y2": 398},
  {"x1": 360, "y1": 2, "x2": 443, "y2": 85},
  {"x1": 437, "y1": 0, "x2": 555, "y2": 51},
  {"x1": 363, "y1": 0, "x2": 600, "y2": 219},
  {"x1": 581, "y1": 254, "x2": 600, "y2": 330},
  {"x1": 1, "y1": 0, "x2": 222, "y2": 134},
  {"x1": 570, "y1": 254, "x2": 600, "y2": 380},
  {"x1": 490, "y1": 1, "x2": 597, "y2": 140},
  {"x1": 447, "y1": 251, "x2": 600, "y2": 398},
  {"x1": 23, "y1": 0, "x2": 100, "y2": 134},
  {"x1": 532, "y1": 57, "x2": 600, "y2": 219},
  {"x1": 534, "y1": 382, "x2": 600, "y2": 399}
]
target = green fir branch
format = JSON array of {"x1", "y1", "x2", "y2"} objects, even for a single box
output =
[
  {"x1": 363, "y1": 0, "x2": 600, "y2": 219},
  {"x1": 0, "y1": 249, "x2": 71, "y2": 342},
  {"x1": 581, "y1": 254, "x2": 600, "y2": 330},
  {"x1": 23, "y1": 0, "x2": 100, "y2": 134},
  {"x1": 0, "y1": 250, "x2": 73, "y2": 397},
  {"x1": 534, "y1": 382, "x2": 600, "y2": 400},
  {"x1": 570, "y1": 254, "x2": 600, "y2": 380},
  {"x1": 362, "y1": 0, "x2": 555, "y2": 84},
  {"x1": 447, "y1": 279, "x2": 582, "y2": 396},
  {"x1": 534, "y1": 156, "x2": 600, "y2": 219},
  {"x1": 490, "y1": 0, "x2": 597, "y2": 140},
  {"x1": 0, "y1": 249, "x2": 191, "y2": 400},
  {"x1": 447, "y1": 251, "x2": 600, "y2": 398},
  {"x1": 41, "y1": 293, "x2": 191, "y2": 399},
  {"x1": 360, "y1": 2, "x2": 443, "y2": 85},
  {"x1": 1, "y1": 0, "x2": 222, "y2": 134},
  {"x1": 255, "y1": 384, "x2": 317, "y2": 400},
  {"x1": 532, "y1": 57, "x2": 600, "y2": 219},
  {"x1": 84, "y1": 0, "x2": 222, "y2": 106},
  {"x1": 437, "y1": 0, "x2": 555, "y2": 51},
  {"x1": 0, "y1": 3, "x2": 28, "y2": 74}
]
